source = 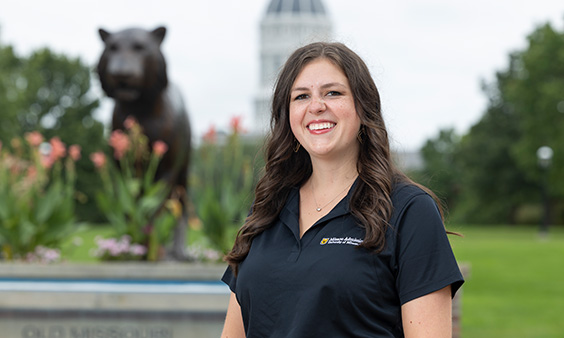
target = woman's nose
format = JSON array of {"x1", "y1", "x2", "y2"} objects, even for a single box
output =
[{"x1": 308, "y1": 97, "x2": 326, "y2": 114}]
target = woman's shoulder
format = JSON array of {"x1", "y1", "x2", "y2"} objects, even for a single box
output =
[
  {"x1": 390, "y1": 182, "x2": 438, "y2": 225},
  {"x1": 391, "y1": 182, "x2": 428, "y2": 204}
]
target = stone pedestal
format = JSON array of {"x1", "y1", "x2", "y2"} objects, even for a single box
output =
[{"x1": 0, "y1": 262, "x2": 229, "y2": 338}]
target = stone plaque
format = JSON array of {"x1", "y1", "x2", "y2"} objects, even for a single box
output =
[{"x1": 0, "y1": 263, "x2": 230, "y2": 338}]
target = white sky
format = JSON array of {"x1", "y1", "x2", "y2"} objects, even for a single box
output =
[{"x1": 1, "y1": 0, "x2": 563, "y2": 151}]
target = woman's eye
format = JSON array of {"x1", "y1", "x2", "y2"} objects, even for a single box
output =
[
  {"x1": 294, "y1": 94, "x2": 308, "y2": 101},
  {"x1": 327, "y1": 91, "x2": 341, "y2": 96}
]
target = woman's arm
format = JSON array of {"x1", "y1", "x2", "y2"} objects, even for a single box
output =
[
  {"x1": 221, "y1": 292, "x2": 246, "y2": 338},
  {"x1": 401, "y1": 285, "x2": 452, "y2": 338}
]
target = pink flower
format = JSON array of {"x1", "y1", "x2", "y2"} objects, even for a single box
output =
[
  {"x1": 230, "y1": 115, "x2": 246, "y2": 134},
  {"x1": 40, "y1": 247, "x2": 61, "y2": 263},
  {"x1": 129, "y1": 244, "x2": 147, "y2": 256},
  {"x1": 90, "y1": 151, "x2": 107, "y2": 169},
  {"x1": 203, "y1": 125, "x2": 216, "y2": 143},
  {"x1": 152, "y1": 140, "x2": 168, "y2": 157},
  {"x1": 25, "y1": 131, "x2": 44, "y2": 147},
  {"x1": 69, "y1": 145, "x2": 81, "y2": 161},
  {"x1": 93, "y1": 235, "x2": 147, "y2": 259},
  {"x1": 27, "y1": 246, "x2": 61, "y2": 264},
  {"x1": 40, "y1": 154, "x2": 55, "y2": 169},
  {"x1": 204, "y1": 249, "x2": 221, "y2": 261},
  {"x1": 109, "y1": 130, "x2": 131, "y2": 160},
  {"x1": 49, "y1": 137, "x2": 66, "y2": 161},
  {"x1": 124, "y1": 116, "x2": 137, "y2": 130}
]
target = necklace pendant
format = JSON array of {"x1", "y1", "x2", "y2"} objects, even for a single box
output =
[{"x1": 316, "y1": 207, "x2": 322, "y2": 212}]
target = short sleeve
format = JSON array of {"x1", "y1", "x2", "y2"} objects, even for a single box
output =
[
  {"x1": 395, "y1": 193, "x2": 464, "y2": 305},
  {"x1": 221, "y1": 265, "x2": 237, "y2": 293}
]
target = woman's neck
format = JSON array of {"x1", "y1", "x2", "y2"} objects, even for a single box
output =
[{"x1": 308, "y1": 154, "x2": 359, "y2": 189}]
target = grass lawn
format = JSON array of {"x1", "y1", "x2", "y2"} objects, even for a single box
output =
[
  {"x1": 59, "y1": 225, "x2": 115, "y2": 263},
  {"x1": 448, "y1": 224, "x2": 564, "y2": 338}
]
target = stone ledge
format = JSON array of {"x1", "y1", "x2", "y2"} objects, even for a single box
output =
[
  {"x1": 0, "y1": 262, "x2": 228, "y2": 281},
  {"x1": 0, "y1": 291, "x2": 230, "y2": 312}
]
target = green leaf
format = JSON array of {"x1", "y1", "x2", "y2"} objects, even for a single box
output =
[
  {"x1": 35, "y1": 181, "x2": 63, "y2": 223},
  {"x1": 0, "y1": 192, "x2": 12, "y2": 221},
  {"x1": 19, "y1": 220, "x2": 37, "y2": 251},
  {"x1": 138, "y1": 196, "x2": 164, "y2": 216},
  {"x1": 95, "y1": 191, "x2": 113, "y2": 214},
  {"x1": 116, "y1": 178, "x2": 136, "y2": 214}
]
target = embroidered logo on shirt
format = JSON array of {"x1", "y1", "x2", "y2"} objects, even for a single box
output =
[{"x1": 320, "y1": 237, "x2": 363, "y2": 246}]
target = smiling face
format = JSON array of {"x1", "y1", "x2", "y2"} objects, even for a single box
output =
[{"x1": 289, "y1": 58, "x2": 361, "y2": 161}]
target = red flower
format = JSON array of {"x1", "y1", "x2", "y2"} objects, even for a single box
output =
[
  {"x1": 40, "y1": 155, "x2": 55, "y2": 169},
  {"x1": 109, "y1": 130, "x2": 131, "y2": 160},
  {"x1": 69, "y1": 145, "x2": 81, "y2": 161},
  {"x1": 124, "y1": 116, "x2": 137, "y2": 130},
  {"x1": 25, "y1": 131, "x2": 44, "y2": 147},
  {"x1": 49, "y1": 137, "x2": 67, "y2": 161},
  {"x1": 230, "y1": 115, "x2": 246, "y2": 134},
  {"x1": 203, "y1": 125, "x2": 217, "y2": 144},
  {"x1": 152, "y1": 140, "x2": 168, "y2": 157},
  {"x1": 90, "y1": 151, "x2": 107, "y2": 169}
]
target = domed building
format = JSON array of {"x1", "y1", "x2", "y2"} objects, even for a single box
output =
[{"x1": 253, "y1": 0, "x2": 333, "y2": 133}]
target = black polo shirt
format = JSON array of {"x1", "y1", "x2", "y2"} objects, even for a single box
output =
[{"x1": 222, "y1": 182, "x2": 464, "y2": 337}]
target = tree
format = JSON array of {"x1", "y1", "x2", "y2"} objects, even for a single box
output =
[
  {"x1": 414, "y1": 128, "x2": 461, "y2": 215},
  {"x1": 418, "y1": 22, "x2": 564, "y2": 225},
  {"x1": 0, "y1": 45, "x2": 24, "y2": 137},
  {"x1": 453, "y1": 91, "x2": 537, "y2": 224},
  {"x1": 503, "y1": 23, "x2": 564, "y2": 201},
  {"x1": 0, "y1": 44, "x2": 106, "y2": 222}
]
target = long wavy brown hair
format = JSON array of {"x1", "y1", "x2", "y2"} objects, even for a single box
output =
[{"x1": 225, "y1": 42, "x2": 441, "y2": 275}]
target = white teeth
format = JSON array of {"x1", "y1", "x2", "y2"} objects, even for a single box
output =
[{"x1": 308, "y1": 122, "x2": 335, "y2": 130}]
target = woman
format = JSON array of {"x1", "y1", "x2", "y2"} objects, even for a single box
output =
[{"x1": 221, "y1": 42, "x2": 464, "y2": 338}]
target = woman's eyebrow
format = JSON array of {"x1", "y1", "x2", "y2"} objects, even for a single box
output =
[{"x1": 291, "y1": 82, "x2": 346, "y2": 92}]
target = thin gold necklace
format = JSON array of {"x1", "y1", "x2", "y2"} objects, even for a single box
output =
[{"x1": 310, "y1": 180, "x2": 354, "y2": 212}]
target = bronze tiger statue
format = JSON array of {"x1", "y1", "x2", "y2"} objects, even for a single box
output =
[{"x1": 97, "y1": 26, "x2": 191, "y2": 260}]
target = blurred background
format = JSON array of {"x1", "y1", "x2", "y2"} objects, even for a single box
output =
[{"x1": 1, "y1": 0, "x2": 563, "y2": 337}]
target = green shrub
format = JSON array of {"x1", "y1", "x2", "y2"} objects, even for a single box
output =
[
  {"x1": 190, "y1": 117, "x2": 261, "y2": 253},
  {"x1": 0, "y1": 132, "x2": 83, "y2": 260}
]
